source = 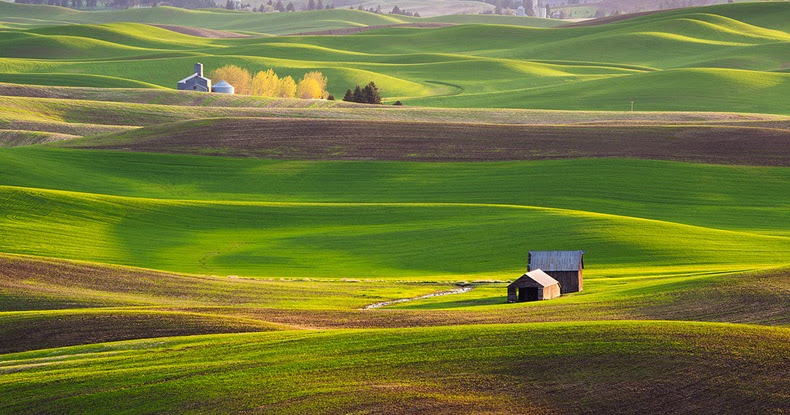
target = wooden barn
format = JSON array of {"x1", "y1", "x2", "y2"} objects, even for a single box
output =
[
  {"x1": 528, "y1": 250, "x2": 584, "y2": 293},
  {"x1": 507, "y1": 269, "x2": 561, "y2": 302}
]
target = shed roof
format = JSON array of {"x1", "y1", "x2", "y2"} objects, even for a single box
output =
[
  {"x1": 510, "y1": 269, "x2": 559, "y2": 287},
  {"x1": 529, "y1": 250, "x2": 584, "y2": 271}
]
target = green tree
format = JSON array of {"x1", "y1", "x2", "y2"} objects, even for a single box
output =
[{"x1": 343, "y1": 89, "x2": 353, "y2": 102}]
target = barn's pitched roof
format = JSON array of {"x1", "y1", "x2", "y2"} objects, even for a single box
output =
[
  {"x1": 520, "y1": 269, "x2": 559, "y2": 287},
  {"x1": 177, "y1": 73, "x2": 210, "y2": 85},
  {"x1": 528, "y1": 250, "x2": 584, "y2": 272}
]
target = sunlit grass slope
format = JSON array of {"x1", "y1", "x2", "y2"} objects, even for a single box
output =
[
  {"x1": 0, "y1": 148, "x2": 787, "y2": 279},
  {"x1": 0, "y1": 2, "x2": 788, "y2": 112},
  {"x1": 1, "y1": 148, "x2": 787, "y2": 234},
  {"x1": 1, "y1": 322, "x2": 787, "y2": 415}
]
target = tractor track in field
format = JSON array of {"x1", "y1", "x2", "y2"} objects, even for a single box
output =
[{"x1": 363, "y1": 286, "x2": 473, "y2": 309}]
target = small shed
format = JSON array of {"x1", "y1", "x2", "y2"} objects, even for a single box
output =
[
  {"x1": 528, "y1": 250, "x2": 584, "y2": 293},
  {"x1": 508, "y1": 269, "x2": 560, "y2": 302},
  {"x1": 212, "y1": 80, "x2": 235, "y2": 94}
]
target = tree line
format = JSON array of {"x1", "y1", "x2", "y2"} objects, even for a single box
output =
[
  {"x1": 209, "y1": 65, "x2": 331, "y2": 99},
  {"x1": 350, "y1": 4, "x2": 420, "y2": 17},
  {"x1": 342, "y1": 82, "x2": 382, "y2": 104},
  {"x1": 15, "y1": 0, "x2": 215, "y2": 9}
]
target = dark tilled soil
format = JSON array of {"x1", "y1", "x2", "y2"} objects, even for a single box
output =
[{"x1": 73, "y1": 118, "x2": 790, "y2": 166}]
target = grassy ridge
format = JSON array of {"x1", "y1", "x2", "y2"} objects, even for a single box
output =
[
  {"x1": 0, "y1": 3, "x2": 788, "y2": 112},
  {"x1": 1, "y1": 321, "x2": 787, "y2": 414},
  {"x1": 0, "y1": 182, "x2": 787, "y2": 279},
  {"x1": 1, "y1": 148, "x2": 787, "y2": 233}
]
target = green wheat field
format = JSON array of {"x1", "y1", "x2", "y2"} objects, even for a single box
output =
[{"x1": 0, "y1": 1, "x2": 788, "y2": 414}]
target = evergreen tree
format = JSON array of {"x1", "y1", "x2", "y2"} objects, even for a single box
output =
[
  {"x1": 374, "y1": 4, "x2": 381, "y2": 13},
  {"x1": 307, "y1": 0, "x2": 314, "y2": 9},
  {"x1": 352, "y1": 86, "x2": 363, "y2": 103},
  {"x1": 362, "y1": 82, "x2": 381, "y2": 104},
  {"x1": 390, "y1": 4, "x2": 400, "y2": 14},
  {"x1": 225, "y1": 0, "x2": 234, "y2": 9},
  {"x1": 316, "y1": 0, "x2": 322, "y2": 9},
  {"x1": 285, "y1": 1, "x2": 294, "y2": 10},
  {"x1": 274, "y1": 0, "x2": 284, "y2": 11},
  {"x1": 343, "y1": 89, "x2": 353, "y2": 102}
]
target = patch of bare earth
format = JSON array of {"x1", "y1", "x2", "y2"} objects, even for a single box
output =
[{"x1": 72, "y1": 117, "x2": 790, "y2": 166}]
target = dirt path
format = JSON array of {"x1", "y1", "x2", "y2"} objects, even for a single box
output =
[{"x1": 363, "y1": 286, "x2": 473, "y2": 309}]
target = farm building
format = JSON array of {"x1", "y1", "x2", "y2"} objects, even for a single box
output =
[
  {"x1": 507, "y1": 269, "x2": 560, "y2": 302},
  {"x1": 212, "y1": 80, "x2": 235, "y2": 94},
  {"x1": 528, "y1": 250, "x2": 584, "y2": 293},
  {"x1": 177, "y1": 62, "x2": 212, "y2": 92}
]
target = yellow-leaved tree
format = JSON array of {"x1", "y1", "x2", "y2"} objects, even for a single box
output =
[
  {"x1": 297, "y1": 71, "x2": 328, "y2": 99},
  {"x1": 209, "y1": 65, "x2": 252, "y2": 95},
  {"x1": 276, "y1": 76, "x2": 297, "y2": 98},
  {"x1": 251, "y1": 69, "x2": 279, "y2": 97},
  {"x1": 296, "y1": 78, "x2": 322, "y2": 99}
]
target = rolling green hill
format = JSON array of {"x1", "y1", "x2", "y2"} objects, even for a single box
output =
[
  {"x1": 1, "y1": 321, "x2": 787, "y2": 415},
  {"x1": 0, "y1": 2, "x2": 788, "y2": 112},
  {"x1": 0, "y1": 2, "x2": 562, "y2": 34},
  {"x1": 0, "y1": 2, "x2": 788, "y2": 413},
  {"x1": 0, "y1": 148, "x2": 787, "y2": 279}
]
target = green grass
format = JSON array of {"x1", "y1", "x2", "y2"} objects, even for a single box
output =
[
  {"x1": 0, "y1": 321, "x2": 787, "y2": 414},
  {"x1": 0, "y1": 3, "x2": 788, "y2": 112},
  {"x1": 0, "y1": 149, "x2": 787, "y2": 279}
]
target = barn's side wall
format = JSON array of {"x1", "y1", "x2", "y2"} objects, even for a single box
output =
[
  {"x1": 548, "y1": 271, "x2": 582, "y2": 293},
  {"x1": 543, "y1": 284, "x2": 561, "y2": 299}
]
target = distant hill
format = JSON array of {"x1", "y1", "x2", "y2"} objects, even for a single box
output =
[
  {"x1": 0, "y1": 2, "x2": 788, "y2": 113},
  {"x1": 0, "y1": 2, "x2": 561, "y2": 34}
]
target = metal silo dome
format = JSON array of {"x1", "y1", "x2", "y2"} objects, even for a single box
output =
[{"x1": 212, "y1": 80, "x2": 235, "y2": 94}]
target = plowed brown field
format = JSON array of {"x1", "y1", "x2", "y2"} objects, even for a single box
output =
[{"x1": 68, "y1": 117, "x2": 790, "y2": 165}]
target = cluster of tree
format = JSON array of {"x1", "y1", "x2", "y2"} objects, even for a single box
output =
[
  {"x1": 16, "y1": 0, "x2": 217, "y2": 9},
  {"x1": 15, "y1": 0, "x2": 98, "y2": 7},
  {"x1": 349, "y1": 4, "x2": 419, "y2": 17},
  {"x1": 306, "y1": 0, "x2": 334, "y2": 10},
  {"x1": 240, "y1": 0, "x2": 334, "y2": 12},
  {"x1": 209, "y1": 65, "x2": 330, "y2": 99},
  {"x1": 342, "y1": 82, "x2": 381, "y2": 104},
  {"x1": 388, "y1": 5, "x2": 418, "y2": 16},
  {"x1": 480, "y1": 0, "x2": 519, "y2": 15}
]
